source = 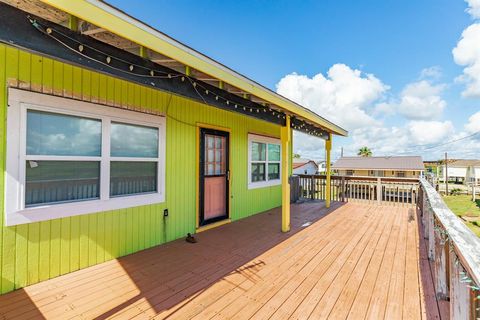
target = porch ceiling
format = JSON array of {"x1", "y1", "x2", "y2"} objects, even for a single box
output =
[{"x1": 5, "y1": 0, "x2": 347, "y2": 137}]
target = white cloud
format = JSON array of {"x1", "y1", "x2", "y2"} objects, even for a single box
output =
[
  {"x1": 465, "y1": 111, "x2": 480, "y2": 133},
  {"x1": 466, "y1": 0, "x2": 480, "y2": 19},
  {"x1": 406, "y1": 120, "x2": 455, "y2": 145},
  {"x1": 376, "y1": 80, "x2": 447, "y2": 120},
  {"x1": 419, "y1": 66, "x2": 442, "y2": 80},
  {"x1": 452, "y1": 23, "x2": 480, "y2": 97},
  {"x1": 276, "y1": 63, "x2": 388, "y2": 131}
]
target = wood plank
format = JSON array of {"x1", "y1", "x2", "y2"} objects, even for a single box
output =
[{"x1": 0, "y1": 202, "x2": 436, "y2": 320}]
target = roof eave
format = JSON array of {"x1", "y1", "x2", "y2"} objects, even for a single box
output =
[{"x1": 40, "y1": 0, "x2": 348, "y2": 137}]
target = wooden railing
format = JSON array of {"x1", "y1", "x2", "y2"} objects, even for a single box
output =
[
  {"x1": 419, "y1": 178, "x2": 480, "y2": 319},
  {"x1": 295, "y1": 174, "x2": 419, "y2": 206}
]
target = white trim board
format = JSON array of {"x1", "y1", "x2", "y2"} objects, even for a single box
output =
[
  {"x1": 247, "y1": 133, "x2": 282, "y2": 190},
  {"x1": 5, "y1": 88, "x2": 166, "y2": 226}
]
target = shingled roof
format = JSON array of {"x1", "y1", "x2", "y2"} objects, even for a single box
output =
[
  {"x1": 332, "y1": 156, "x2": 424, "y2": 171},
  {"x1": 448, "y1": 159, "x2": 480, "y2": 167}
]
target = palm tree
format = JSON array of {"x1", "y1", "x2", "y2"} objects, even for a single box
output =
[{"x1": 357, "y1": 147, "x2": 372, "y2": 157}]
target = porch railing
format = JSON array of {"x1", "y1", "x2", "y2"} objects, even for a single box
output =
[
  {"x1": 295, "y1": 174, "x2": 419, "y2": 206},
  {"x1": 418, "y1": 177, "x2": 480, "y2": 319}
]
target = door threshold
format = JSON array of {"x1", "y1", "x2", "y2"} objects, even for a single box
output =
[{"x1": 196, "y1": 218, "x2": 231, "y2": 233}]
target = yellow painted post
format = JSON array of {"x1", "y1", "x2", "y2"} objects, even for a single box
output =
[
  {"x1": 139, "y1": 46, "x2": 148, "y2": 58},
  {"x1": 68, "y1": 15, "x2": 78, "y2": 32},
  {"x1": 281, "y1": 115, "x2": 291, "y2": 232},
  {"x1": 325, "y1": 133, "x2": 332, "y2": 208},
  {"x1": 185, "y1": 65, "x2": 191, "y2": 76}
]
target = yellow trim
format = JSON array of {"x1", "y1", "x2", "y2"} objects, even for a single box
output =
[
  {"x1": 325, "y1": 134, "x2": 332, "y2": 208},
  {"x1": 281, "y1": 116, "x2": 291, "y2": 232},
  {"x1": 40, "y1": 0, "x2": 347, "y2": 137},
  {"x1": 195, "y1": 122, "x2": 232, "y2": 230},
  {"x1": 196, "y1": 219, "x2": 231, "y2": 233}
]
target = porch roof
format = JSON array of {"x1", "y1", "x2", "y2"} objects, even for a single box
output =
[{"x1": 39, "y1": 0, "x2": 347, "y2": 137}]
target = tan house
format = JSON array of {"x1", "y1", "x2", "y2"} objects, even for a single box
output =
[{"x1": 332, "y1": 156, "x2": 424, "y2": 178}]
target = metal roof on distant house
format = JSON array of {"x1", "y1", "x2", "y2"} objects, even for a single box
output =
[
  {"x1": 292, "y1": 159, "x2": 318, "y2": 169},
  {"x1": 447, "y1": 159, "x2": 480, "y2": 168},
  {"x1": 332, "y1": 156, "x2": 425, "y2": 171}
]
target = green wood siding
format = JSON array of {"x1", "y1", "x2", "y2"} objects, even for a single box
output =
[{"x1": 0, "y1": 44, "x2": 281, "y2": 294}]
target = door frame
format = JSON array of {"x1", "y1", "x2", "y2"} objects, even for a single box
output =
[{"x1": 196, "y1": 123, "x2": 231, "y2": 230}]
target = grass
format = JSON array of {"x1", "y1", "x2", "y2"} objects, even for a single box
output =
[{"x1": 442, "y1": 195, "x2": 480, "y2": 237}]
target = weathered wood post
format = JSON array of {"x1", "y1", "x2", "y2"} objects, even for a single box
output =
[
  {"x1": 434, "y1": 224, "x2": 449, "y2": 300},
  {"x1": 311, "y1": 175, "x2": 315, "y2": 200},
  {"x1": 376, "y1": 177, "x2": 382, "y2": 205},
  {"x1": 341, "y1": 177, "x2": 345, "y2": 202},
  {"x1": 449, "y1": 253, "x2": 472, "y2": 319},
  {"x1": 428, "y1": 205, "x2": 435, "y2": 261}
]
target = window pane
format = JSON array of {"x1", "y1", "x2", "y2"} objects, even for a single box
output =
[
  {"x1": 251, "y1": 142, "x2": 266, "y2": 161},
  {"x1": 111, "y1": 122, "x2": 158, "y2": 157},
  {"x1": 268, "y1": 144, "x2": 280, "y2": 161},
  {"x1": 251, "y1": 163, "x2": 265, "y2": 182},
  {"x1": 27, "y1": 110, "x2": 101, "y2": 156},
  {"x1": 110, "y1": 161, "x2": 157, "y2": 196},
  {"x1": 268, "y1": 163, "x2": 280, "y2": 180},
  {"x1": 25, "y1": 161, "x2": 100, "y2": 206}
]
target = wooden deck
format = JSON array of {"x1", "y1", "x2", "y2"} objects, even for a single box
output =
[{"x1": 0, "y1": 202, "x2": 443, "y2": 319}]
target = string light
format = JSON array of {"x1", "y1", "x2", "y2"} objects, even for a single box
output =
[{"x1": 29, "y1": 19, "x2": 338, "y2": 136}]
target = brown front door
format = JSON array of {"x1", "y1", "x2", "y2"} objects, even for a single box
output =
[{"x1": 199, "y1": 128, "x2": 229, "y2": 226}]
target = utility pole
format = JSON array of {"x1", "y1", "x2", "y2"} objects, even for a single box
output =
[
  {"x1": 445, "y1": 152, "x2": 448, "y2": 195},
  {"x1": 341, "y1": 147, "x2": 344, "y2": 158}
]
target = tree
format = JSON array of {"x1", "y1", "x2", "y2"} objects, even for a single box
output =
[
  {"x1": 293, "y1": 153, "x2": 301, "y2": 159},
  {"x1": 357, "y1": 147, "x2": 372, "y2": 157}
]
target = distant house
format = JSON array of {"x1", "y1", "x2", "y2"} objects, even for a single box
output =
[
  {"x1": 332, "y1": 156, "x2": 424, "y2": 178},
  {"x1": 440, "y1": 159, "x2": 480, "y2": 184},
  {"x1": 293, "y1": 159, "x2": 318, "y2": 175}
]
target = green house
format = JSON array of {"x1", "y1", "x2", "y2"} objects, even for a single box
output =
[{"x1": 0, "y1": 0, "x2": 346, "y2": 294}]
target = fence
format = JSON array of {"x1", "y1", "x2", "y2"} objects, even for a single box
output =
[
  {"x1": 418, "y1": 177, "x2": 480, "y2": 319},
  {"x1": 295, "y1": 174, "x2": 419, "y2": 206}
]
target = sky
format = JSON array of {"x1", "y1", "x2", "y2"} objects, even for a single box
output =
[{"x1": 108, "y1": 0, "x2": 480, "y2": 161}]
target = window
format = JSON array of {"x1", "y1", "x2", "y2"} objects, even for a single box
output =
[
  {"x1": 396, "y1": 171, "x2": 406, "y2": 178},
  {"x1": 346, "y1": 170, "x2": 354, "y2": 176},
  {"x1": 248, "y1": 134, "x2": 281, "y2": 189},
  {"x1": 5, "y1": 89, "x2": 166, "y2": 226}
]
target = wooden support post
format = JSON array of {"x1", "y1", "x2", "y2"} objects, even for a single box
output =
[
  {"x1": 428, "y1": 208, "x2": 435, "y2": 261},
  {"x1": 341, "y1": 177, "x2": 345, "y2": 202},
  {"x1": 445, "y1": 152, "x2": 449, "y2": 195},
  {"x1": 281, "y1": 115, "x2": 291, "y2": 232},
  {"x1": 68, "y1": 15, "x2": 78, "y2": 32},
  {"x1": 449, "y1": 252, "x2": 472, "y2": 319},
  {"x1": 434, "y1": 226, "x2": 449, "y2": 300},
  {"x1": 311, "y1": 175, "x2": 315, "y2": 200},
  {"x1": 377, "y1": 178, "x2": 382, "y2": 205},
  {"x1": 139, "y1": 46, "x2": 148, "y2": 59},
  {"x1": 325, "y1": 134, "x2": 332, "y2": 208}
]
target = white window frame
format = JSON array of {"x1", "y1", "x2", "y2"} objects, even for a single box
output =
[
  {"x1": 5, "y1": 88, "x2": 166, "y2": 226},
  {"x1": 247, "y1": 134, "x2": 281, "y2": 189}
]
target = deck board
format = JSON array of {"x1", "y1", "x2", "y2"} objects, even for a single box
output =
[{"x1": 0, "y1": 202, "x2": 443, "y2": 319}]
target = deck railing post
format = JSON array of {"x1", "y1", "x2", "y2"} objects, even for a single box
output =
[
  {"x1": 449, "y1": 251, "x2": 472, "y2": 319},
  {"x1": 376, "y1": 178, "x2": 382, "y2": 204},
  {"x1": 428, "y1": 206, "x2": 435, "y2": 261},
  {"x1": 341, "y1": 177, "x2": 345, "y2": 202},
  {"x1": 311, "y1": 175, "x2": 315, "y2": 200},
  {"x1": 434, "y1": 223, "x2": 449, "y2": 300}
]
